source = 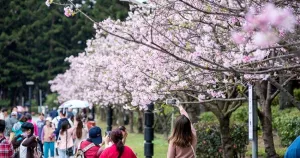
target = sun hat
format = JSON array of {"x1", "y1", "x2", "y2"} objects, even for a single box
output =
[
  {"x1": 11, "y1": 111, "x2": 17, "y2": 116},
  {"x1": 89, "y1": 126, "x2": 102, "y2": 144},
  {"x1": 46, "y1": 117, "x2": 52, "y2": 122}
]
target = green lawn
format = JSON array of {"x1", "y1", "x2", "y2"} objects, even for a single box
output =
[{"x1": 96, "y1": 118, "x2": 168, "y2": 158}]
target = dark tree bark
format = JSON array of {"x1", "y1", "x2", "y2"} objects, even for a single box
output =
[
  {"x1": 186, "y1": 104, "x2": 200, "y2": 123},
  {"x1": 129, "y1": 110, "x2": 134, "y2": 133},
  {"x1": 137, "y1": 109, "x2": 143, "y2": 133},
  {"x1": 99, "y1": 107, "x2": 106, "y2": 122},
  {"x1": 219, "y1": 114, "x2": 233, "y2": 158},
  {"x1": 255, "y1": 81, "x2": 279, "y2": 158},
  {"x1": 118, "y1": 107, "x2": 125, "y2": 125}
]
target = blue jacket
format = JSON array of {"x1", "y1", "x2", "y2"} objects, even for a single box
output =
[{"x1": 285, "y1": 136, "x2": 300, "y2": 158}]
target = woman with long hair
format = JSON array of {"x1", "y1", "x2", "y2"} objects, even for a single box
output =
[
  {"x1": 72, "y1": 115, "x2": 88, "y2": 151},
  {"x1": 100, "y1": 129, "x2": 136, "y2": 158},
  {"x1": 57, "y1": 121, "x2": 75, "y2": 158},
  {"x1": 167, "y1": 105, "x2": 197, "y2": 158}
]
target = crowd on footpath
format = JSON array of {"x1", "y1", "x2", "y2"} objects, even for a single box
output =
[
  {"x1": 0, "y1": 106, "x2": 137, "y2": 158},
  {"x1": 0, "y1": 104, "x2": 201, "y2": 158}
]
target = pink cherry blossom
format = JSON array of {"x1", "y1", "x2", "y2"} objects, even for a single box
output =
[{"x1": 64, "y1": 7, "x2": 74, "y2": 17}]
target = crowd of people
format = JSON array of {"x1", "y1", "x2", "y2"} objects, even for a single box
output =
[
  {"x1": 0, "y1": 107, "x2": 137, "y2": 158},
  {"x1": 0, "y1": 104, "x2": 197, "y2": 158}
]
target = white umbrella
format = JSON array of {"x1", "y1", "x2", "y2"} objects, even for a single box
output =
[{"x1": 60, "y1": 100, "x2": 89, "y2": 109}]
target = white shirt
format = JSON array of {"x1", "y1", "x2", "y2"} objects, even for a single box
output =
[{"x1": 19, "y1": 138, "x2": 27, "y2": 158}]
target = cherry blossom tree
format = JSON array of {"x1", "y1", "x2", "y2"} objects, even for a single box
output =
[{"x1": 48, "y1": 0, "x2": 300, "y2": 157}]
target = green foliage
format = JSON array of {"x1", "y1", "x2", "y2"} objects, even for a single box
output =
[
  {"x1": 293, "y1": 89, "x2": 300, "y2": 101},
  {"x1": 231, "y1": 105, "x2": 248, "y2": 124},
  {"x1": 45, "y1": 93, "x2": 58, "y2": 109},
  {"x1": 273, "y1": 107, "x2": 300, "y2": 147},
  {"x1": 199, "y1": 112, "x2": 218, "y2": 123},
  {"x1": 0, "y1": 0, "x2": 128, "y2": 106},
  {"x1": 0, "y1": 99, "x2": 11, "y2": 107},
  {"x1": 195, "y1": 123, "x2": 248, "y2": 158},
  {"x1": 271, "y1": 95, "x2": 279, "y2": 106}
]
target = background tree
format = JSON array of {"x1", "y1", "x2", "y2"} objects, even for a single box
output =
[{"x1": 0, "y1": 0, "x2": 128, "y2": 107}]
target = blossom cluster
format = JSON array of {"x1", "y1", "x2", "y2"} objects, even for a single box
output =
[{"x1": 49, "y1": 1, "x2": 300, "y2": 108}]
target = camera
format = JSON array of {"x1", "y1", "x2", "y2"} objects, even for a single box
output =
[
  {"x1": 106, "y1": 131, "x2": 111, "y2": 136},
  {"x1": 166, "y1": 98, "x2": 178, "y2": 106}
]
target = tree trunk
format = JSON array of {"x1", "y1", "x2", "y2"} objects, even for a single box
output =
[
  {"x1": 186, "y1": 104, "x2": 200, "y2": 123},
  {"x1": 255, "y1": 81, "x2": 279, "y2": 158},
  {"x1": 259, "y1": 103, "x2": 279, "y2": 158},
  {"x1": 100, "y1": 107, "x2": 106, "y2": 122},
  {"x1": 129, "y1": 111, "x2": 134, "y2": 133},
  {"x1": 118, "y1": 107, "x2": 125, "y2": 125},
  {"x1": 219, "y1": 115, "x2": 233, "y2": 158},
  {"x1": 279, "y1": 77, "x2": 293, "y2": 109},
  {"x1": 137, "y1": 110, "x2": 143, "y2": 133}
]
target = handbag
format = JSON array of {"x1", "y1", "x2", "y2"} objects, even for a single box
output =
[
  {"x1": 66, "y1": 130, "x2": 73, "y2": 156},
  {"x1": 33, "y1": 145, "x2": 42, "y2": 158}
]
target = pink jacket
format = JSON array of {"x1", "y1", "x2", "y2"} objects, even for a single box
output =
[
  {"x1": 57, "y1": 127, "x2": 75, "y2": 149},
  {"x1": 27, "y1": 120, "x2": 38, "y2": 136}
]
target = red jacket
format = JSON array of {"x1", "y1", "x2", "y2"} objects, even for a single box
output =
[
  {"x1": 100, "y1": 144, "x2": 137, "y2": 158},
  {"x1": 80, "y1": 140, "x2": 101, "y2": 158}
]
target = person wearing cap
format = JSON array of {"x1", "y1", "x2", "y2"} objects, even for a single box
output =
[
  {"x1": 12, "y1": 122, "x2": 38, "y2": 158},
  {"x1": 4, "y1": 111, "x2": 18, "y2": 137},
  {"x1": 0, "y1": 120, "x2": 14, "y2": 158},
  {"x1": 41, "y1": 117, "x2": 55, "y2": 158},
  {"x1": 100, "y1": 129, "x2": 136, "y2": 158},
  {"x1": 78, "y1": 126, "x2": 103, "y2": 158},
  {"x1": 10, "y1": 106, "x2": 21, "y2": 119}
]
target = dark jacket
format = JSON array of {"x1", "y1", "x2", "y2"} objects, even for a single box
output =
[
  {"x1": 54, "y1": 118, "x2": 70, "y2": 139},
  {"x1": 11, "y1": 135, "x2": 37, "y2": 158},
  {"x1": 22, "y1": 135, "x2": 37, "y2": 158}
]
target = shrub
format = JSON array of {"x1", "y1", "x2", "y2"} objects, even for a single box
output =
[
  {"x1": 273, "y1": 108, "x2": 300, "y2": 147},
  {"x1": 195, "y1": 122, "x2": 248, "y2": 158},
  {"x1": 231, "y1": 105, "x2": 248, "y2": 124},
  {"x1": 199, "y1": 112, "x2": 218, "y2": 123}
]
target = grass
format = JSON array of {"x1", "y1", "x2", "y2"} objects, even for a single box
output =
[
  {"x1": 96, "y1": 117, "x2": 169, "y2": 158},
  {"x1": 246, "y1": 134, "x2": 287, "y2": 158}
]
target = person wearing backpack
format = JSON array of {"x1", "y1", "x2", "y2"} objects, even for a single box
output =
[
  {"x1": 76, "y1": 126, "x2": 103, "y2": 158},
  {"x1": 0, "y1": 120, "x2": 14, "y2": 158},
  {"x1": 54, "y1": 110, "x2": 71, "y2": 139},
  {"x1": 14, "y1": 122, "x2": 38, "y2": 158},
  {"x1": 57, "y1": 121, "x2": 75, "y2": 158},
  {"x1": 12, "y1": 115, "x2": 28, "y2": 141}
]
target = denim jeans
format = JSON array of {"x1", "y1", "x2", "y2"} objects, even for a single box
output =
[
  {"x1": 43, "y1": 142, "x2": 55, "y2": 158},
  {"x1": 58, "y1": 149, "x2": 67, "y2": 158}
]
